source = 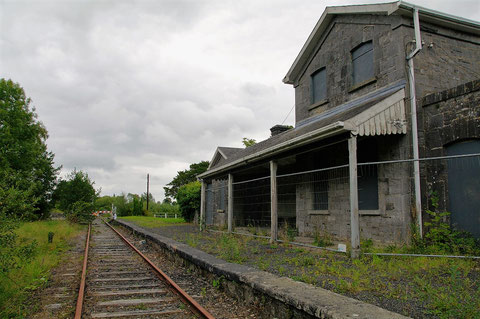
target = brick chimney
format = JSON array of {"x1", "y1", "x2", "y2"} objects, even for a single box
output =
[{"x1": 270, "y1": 124, "x2": 291, "y2": 137}]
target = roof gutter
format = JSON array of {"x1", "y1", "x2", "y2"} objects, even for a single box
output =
[{"x1": 198, "y1": 121, "x2": 349, "y2": 179}]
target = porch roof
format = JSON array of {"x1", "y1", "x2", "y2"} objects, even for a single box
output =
[{"x1": 199, "y1": 81, "x2": 406, "y2": 179}]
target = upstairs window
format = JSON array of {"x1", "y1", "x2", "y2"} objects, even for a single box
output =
[
  {"x1": 352, "y1": 41, "x2": 374, "y2": 86},
  {"x1": 311, "y1": 67, "x2": 326, "y2": 104}
]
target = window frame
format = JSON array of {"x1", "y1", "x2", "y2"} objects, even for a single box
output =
[
  {"x1": 351, "y1": 41, "x2": 375, "y2": 88},
  {"x1": 310, "y1": 67, "x2": 327, "y2": 105}
]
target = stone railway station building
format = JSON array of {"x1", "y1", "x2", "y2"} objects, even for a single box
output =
[{"x1": 198, "y1": 1, "x2": 480, "y2": 247}]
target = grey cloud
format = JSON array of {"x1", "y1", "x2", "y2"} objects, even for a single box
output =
[{"x1": 2, "y1": 0, "x2": 478, "y2": 200}]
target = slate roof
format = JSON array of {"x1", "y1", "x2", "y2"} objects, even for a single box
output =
[
  {"x1": 200, "y1": 81, "x2": 406, "y2": 179},
  {"x1": 209, "y1": 147, "x2": 243, "y2": 168}
]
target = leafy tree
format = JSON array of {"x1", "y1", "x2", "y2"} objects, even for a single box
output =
[
  {"x1": 67, "y1": 201, "x2": 95, "y2": 224},
  {"x1": 0, "y1": 79, "x2": 59, "y2": 220},
  {"x1": 95, "y1": 195, "x2": 115, "y2": 210},
  {"x1": 176, "y1": 181, "x2": 201, "y2": 222},
  {"x1": 131, "y1": 195, "x2": 143, "y2": 216},
  {"x1": 141, "y1": 192, "x2": 155, "y2": 203},
  {"x1": 242, "y1": 137, "x2": 256, "y2": 147},
  {"x1": 164, "y1": 161, "x2": 209, "y2": 199},
  {"x1": 52, "y1": 169, "x2": 98, "y2": 214},
  {"x1": 113, "y1": 193, "x2": 130, "y2": 216}
]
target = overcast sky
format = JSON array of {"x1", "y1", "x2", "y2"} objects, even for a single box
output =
[{"x1": 1, "y1": 0, "x2": 479, "y2": 201}]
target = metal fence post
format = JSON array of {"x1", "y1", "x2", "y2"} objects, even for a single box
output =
[
  {"x1": 270, "y1": 161, "x2": 278, "y2": 243},
  {"x1": 349, "y1": 134, "x2": 360, "y2": 258},
  {"x1": 228, "y1": 174, "x2": 233, "y2": 233}
]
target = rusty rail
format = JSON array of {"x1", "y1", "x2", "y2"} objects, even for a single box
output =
[
  {"x1": 74, "y1": 223, "x2": 91, "y2": 319},
  {"x1": 105, "y1": 220, "x2": 216, "y2": 319}
]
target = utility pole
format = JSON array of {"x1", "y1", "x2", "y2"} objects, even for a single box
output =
[{"x1": 146, "y1": 174, "x2": 150, "y2": 211}]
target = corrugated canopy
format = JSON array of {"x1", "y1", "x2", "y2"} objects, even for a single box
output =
[{"x1": 199, "y1": 81, "x2": 407, "y2": 179}]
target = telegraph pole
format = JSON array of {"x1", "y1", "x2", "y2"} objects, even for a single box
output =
[{"x1": 146, "y1": 174, "x2": 150, "y2": 211}]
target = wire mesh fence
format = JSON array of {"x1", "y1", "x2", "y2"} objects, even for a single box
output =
[
  {"x1": 205, "y1": 177, "x2": 228, "y2": 226},
  {"x1": 232, "y1": 176, "x2": 271, "y2": 229},
  {"x1": 203, "y1": 153, "x2": 480, "y2": 251}
]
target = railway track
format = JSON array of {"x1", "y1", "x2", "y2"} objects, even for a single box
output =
[{"x1": 76, "y1": 219, "x2": 215, "y2": 319}]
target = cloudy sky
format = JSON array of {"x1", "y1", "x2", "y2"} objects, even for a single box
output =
[{"x1": 1, "y1": 0, "x2": 479, "y2": 201}]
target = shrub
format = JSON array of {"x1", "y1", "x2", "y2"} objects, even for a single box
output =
[
  {"x1": 0, "y1": 215, "x2": 37, "y2": 275},
  {"x1": 66, "y1": 201, "x2": 95, "y2": 224},
  {"x1": 421, "y1": 193, "x2": 480, "y2": 255},
  {"x1": 176, "y1": 181, "x2": 201, "y2": 222}
]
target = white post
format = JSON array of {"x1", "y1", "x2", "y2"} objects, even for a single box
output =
[
  {"x1": 165, "y1": 213, "x2": 167, "y2": 218},
  {"x1": 270, "y1": 161, "x2": 278, "y2": 243},
  {"x1": 407, "y1": 8, "x2": 423, "y2": 238},
  {"x1": 228, "y1": 174, "x2": 233, "y2": 233},
  {"x1": 349, "y1": 134, "x2": 360, "y2": 259},
  {"x1": 175, "y1": 214, "x2": 177, "y2": 219},
  {"x1": 200, "y1": 180, "x2": 206, "y2": 231}
]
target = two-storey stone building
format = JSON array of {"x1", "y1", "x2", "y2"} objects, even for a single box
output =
[{"x1": 198, "y1": 1, "x2": 480, "y2": 245}]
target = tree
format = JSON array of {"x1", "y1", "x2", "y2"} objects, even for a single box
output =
[
  {"x1": 176, "y1": 181, "x2": 201, "y2": 222},
  {"x1": 68, "y1": 201, "x2": 95, "y2": 224},
  {"x1": 52, "y1": 169, "x2": 98, "y2": 214},
  {"x1": 95, "y1": 195, "x2": 116, "y2": 211},
  {"x1": 0, "y1": 79, "x2": 59, "y2": 220},
  {"x1": 242, "y1": 137, "x2": 257, "y2": 147},
  {"x1": 163, "y1": 161, "x2": 209, "y2": 199}
]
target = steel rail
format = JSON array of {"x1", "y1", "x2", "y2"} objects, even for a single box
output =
[
  {"x1": 104, "y1": 220, "x2": 216, "y2": 319},
  {"x1": 74, "y1": 223, "x2": 91, "y2": 319}
]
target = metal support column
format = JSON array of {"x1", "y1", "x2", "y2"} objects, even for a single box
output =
[
  {"x1": 270, "y1": 161, "x2": 278, "y2": 243},
  {"x1": 200, "y1": 180, "x2": 206, "y2": 231},
  {"x1": 228, "y1": 173, "x2": 233, "y2": 233},
  {"x1": 349, "y1": 134, "x2": 360, "y2": 259}
]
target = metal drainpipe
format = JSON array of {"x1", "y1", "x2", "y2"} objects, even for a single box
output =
[{"x1": 406, "y1": 8, "x2": 423, "y2": 238}]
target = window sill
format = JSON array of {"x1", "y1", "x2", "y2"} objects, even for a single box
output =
[
  {"x1": 308, "y1": 98, "x2": 329, "y2": 111},
  {"x1": 348, "y1": 76, "x2": 377, "y2": 93},
  {"x1": 308, "y1": 210, "x2": 329, "y2": 215},
  {"x1": 359, "y1": 210, "x2": 381, "y2": 216}
]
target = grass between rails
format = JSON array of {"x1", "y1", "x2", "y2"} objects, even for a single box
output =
[
  {"x1": 130, "y1": 221, "x2": 480, "y2": 319},
  {"x1": 119, "y1": 216, "x2": 186, "y2": 228},
  {"x1": 0, "y1": 220, "x2": 85, "y2": 318}
]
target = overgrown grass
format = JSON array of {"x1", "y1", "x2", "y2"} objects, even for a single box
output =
[
  {"x1": 166, "y1": 229, "x2": 480, "y2": 318},
  {"x1": 0, "y1": 220, "x2": 84, "y2": 318},
  {"x1": 119, "y1": 216, "x2": 186, "y2": 228}
]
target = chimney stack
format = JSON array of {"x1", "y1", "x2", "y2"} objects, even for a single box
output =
[{"x1": 270, "y1": 124, "x2": 292, "y2": 137}]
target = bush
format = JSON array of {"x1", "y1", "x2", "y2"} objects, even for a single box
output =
[
  {"x1": 66, "y1": 201, "x2": 95, "y2": 224},
  {"x1": 0, "y1": 215, "x2": 37, "y2": 275},
  {"x1": 419, "y1": 193, "x2": 480, "y2": 255},
  {"x1": 176, "y1": 181, "x2": 201, "y2": 222}
]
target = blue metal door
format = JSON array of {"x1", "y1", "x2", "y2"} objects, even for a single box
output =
[{"x1": 446, "y1": 140, "x2": 480, "y2": 238}]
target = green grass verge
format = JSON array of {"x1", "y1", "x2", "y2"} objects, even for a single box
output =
[
  {"x1": 0, "y1": 220, "x2": 84, "y2": 318},
  {"x1": 119, "y1": 216, "x2": 186, "y2": 228}
]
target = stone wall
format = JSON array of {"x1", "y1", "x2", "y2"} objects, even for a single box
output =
[
  {"x1": 419, "y1": 79, "x2": 480, "y2": 212},
  {"x1": 293, "y1": 13, "x2": 480, "y2": 127},
  {"x1": 294, "y1": 135, "x2": 411, "y2": 244},
  {"x1": 294, "y1": 14, "x2": 406, "y2": 125}
]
